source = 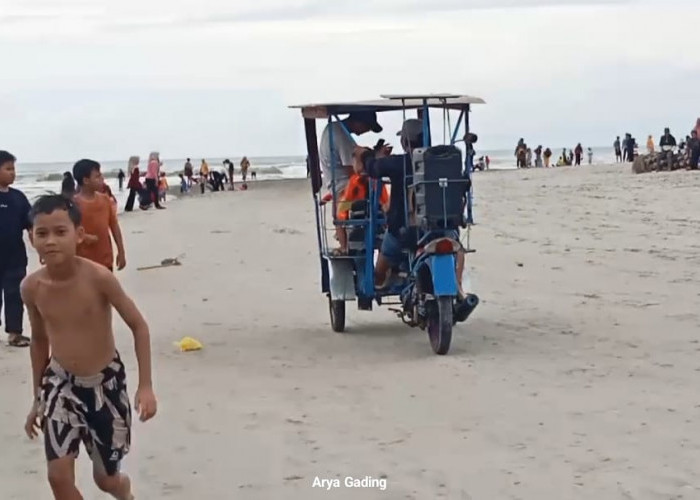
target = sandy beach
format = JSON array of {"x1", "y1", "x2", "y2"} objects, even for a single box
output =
[{"x1": 2, "y1": 164, "x2": 700, "y2": 499}]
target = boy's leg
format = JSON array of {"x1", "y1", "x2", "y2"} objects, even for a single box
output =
[
  {"x1": 93, "y1": 470, "x2": 133, "y2": 500},
  {"x1": 87, "y1": 356, "x2": 133, "y2": 499},
  {"x1": 47, "y1": 456, "x2": 83, "y2": 500},
  {"x1": 2, "y1": 267, "x2": 29, "y2": 346}
]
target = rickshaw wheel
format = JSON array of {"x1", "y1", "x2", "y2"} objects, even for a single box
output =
[
  {"x1": 329, "y1": 297, "x2": 346, "y2": 333},
  {"x1": 427, "y1": 297, "x2": 453, "y2": 355}
]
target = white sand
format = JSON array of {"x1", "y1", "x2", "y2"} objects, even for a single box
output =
[{"x1": 2, "y1": 165, "x2": 700, "y2": 499}]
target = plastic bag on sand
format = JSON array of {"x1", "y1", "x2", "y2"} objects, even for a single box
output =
[{"x1": 175, "y1": 337, "x2": 203, "y2": 352}]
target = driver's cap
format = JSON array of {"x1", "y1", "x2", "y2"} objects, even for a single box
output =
[{"x1": 397, "y1": 119, "x2": 423, "y2": 142}]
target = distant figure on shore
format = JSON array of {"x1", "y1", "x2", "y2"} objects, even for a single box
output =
[
  {"x1": 514, "y1": 139, "x2": 527, "y2": 168},
  {"x1": 660, "y1": 127, "x2": 676, "y2": 166},
  {"x1": 158, "y1": 172, "x2": 169, "y2": 203},
  {"x1": 574, "y1": 144, "x2": 583, "y2": 166},
  {"x1": 688, "y1": 130, "x2": 700, "y2": 169},
  {"x1": 127, "y1": 156, "x2": 139, "y2": 176},
  {"x1": 125, "y1": 164, "x2": 141, "y2": 211},
  {"x1": 146, "y1": 152, "x2": 165, "y2": 209},
  {"x1": 543, "y1": 147, "x2": 552, "y2": 167},
  {"x1": 117, "y1": 169, "x2": 125, "y2": 191},
  {"x1": 199, "y1": 160, "x2": 209, "y2": 194},
  {"x1": 626, "y1": 136, "x2": 636, "y2": 162},
  {"x1": 178, "y1": 173, "x2": 188, "y2": 193},
  {"x1": 224, "y1": 159, "x2": 234, "y2": 190},
  {"x1": 646, "y1": 135, "x2": 655, "y2": 154},
  {"x1": 525, "y1": 148, "x2": 533, "y2": 168},
  {"x1": 614, "y1": 136, "x2": 622, "y2": 162},
  {"x1": 61, "y1": 171, "x2": 76, "y2": 199},
  {"x1": 622, "y1": 135, "x2": 629, "y2": 162},
  {"x1": 240, "y1": 156, "x2": 250, "y2": 182},
  {"x1": 534, "y1": 146, "x2": 543, "y2": 168},
  {"x1": 184, "y1": 158, "x2": 194, "y2": 188},
  {"x1": 587, "y1": 147, "x2": 593, "y2": 164}
]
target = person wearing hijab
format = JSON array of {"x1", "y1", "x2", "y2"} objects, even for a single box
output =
[
  {"x1": 125, "y1": 162, "x2": 142, "y2": 212},
  {"x1": 145, "y1": 152, "x2": 165, "y2": 209}
]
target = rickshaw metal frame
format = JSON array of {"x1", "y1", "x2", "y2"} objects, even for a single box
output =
[{"x1": 291, "y1": 94, "x2": 485, "y2": 301}]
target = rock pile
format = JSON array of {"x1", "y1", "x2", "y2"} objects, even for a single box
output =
[{"x1": 632, "y1": 152, "x2": 692, "y2": 174}]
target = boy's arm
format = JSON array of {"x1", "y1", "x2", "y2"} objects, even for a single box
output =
[
  {"x1": 98, "y1": 269, "x2": 151, "y2": 388},
  {"x1": 97, "y1": 268, "x2": 157, "y2": 420},
  {"x1": 20, "y1": 278, "x2": 50, "y2": 399},
  {"x1": 108, "y1": 202, "x2": 126, "y2": 269}
]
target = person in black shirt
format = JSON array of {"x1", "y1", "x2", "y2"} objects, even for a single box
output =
[
  {"x1": 0, "y1": 151, "x2": 31, "y2": 347},
  {"x1": 356, "y1": 120, "x2": 468, "y2": 297},
  {"x1": 688, "y1": 130, "x2": 700, "y2": 170}
]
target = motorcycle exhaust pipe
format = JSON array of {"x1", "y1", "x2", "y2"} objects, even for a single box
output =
[{"x1": 454, "y1": 293, "x2": 479, "y2": 323}]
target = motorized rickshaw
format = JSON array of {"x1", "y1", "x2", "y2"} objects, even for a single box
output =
[{"x1": 290, "y1": 94, "x2": 484, "y2": 355}]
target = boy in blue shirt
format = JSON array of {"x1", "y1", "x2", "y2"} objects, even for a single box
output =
[{"x1": 0, "y1": 150, "x2": 32, "y2": 347}]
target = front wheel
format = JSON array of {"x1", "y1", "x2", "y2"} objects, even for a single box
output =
[
  {"x1": 427, "y1": 296, "x2": 453, "y2": 355},
  {"x1": 329, "y1": 297, "x2": 346, "y2": 333}
]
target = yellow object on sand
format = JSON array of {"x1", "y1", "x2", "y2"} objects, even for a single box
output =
[{"x1": 175, "y1": 337, "x2": 203, "y2": 352}]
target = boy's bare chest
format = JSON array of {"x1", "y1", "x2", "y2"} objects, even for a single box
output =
[{"x1": 36, "y1": 286, "x2": 109, "y2": 327}]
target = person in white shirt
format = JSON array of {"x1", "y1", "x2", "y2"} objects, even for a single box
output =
[{"x1": 319, "y1": 111, "x2": 383, "y2": 199}]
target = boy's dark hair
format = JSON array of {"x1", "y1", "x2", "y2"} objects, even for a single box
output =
[
  {"x1": 30, "y1": 194, "x2": 82, "y2": 227},
  {"x1": 0, "y1": 150, "x2": 17, "y2": 167},
  {"x1": 73, "y1": 159, "x2": 101, "y2": 186}
]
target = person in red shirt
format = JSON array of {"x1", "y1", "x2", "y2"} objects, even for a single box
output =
[{"x1": 72, "y1": 160, "x2": 126, "y2": 271}]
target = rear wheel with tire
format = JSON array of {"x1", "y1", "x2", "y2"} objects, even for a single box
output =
[
  {"x1": 427, "y1": 296, "x2": 453, "y2": 355},
  {"x1": 329, "y1": 297, "x2": 346, "y2": 333}
]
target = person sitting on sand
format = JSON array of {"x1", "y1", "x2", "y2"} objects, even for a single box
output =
[{"x1": 22, "y1": 194, "x2": 157, "y2": 500}]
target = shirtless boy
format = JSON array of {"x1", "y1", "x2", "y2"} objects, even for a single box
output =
[{"x1": 21, "y1": 195, "x2": 157, "y2": 500}]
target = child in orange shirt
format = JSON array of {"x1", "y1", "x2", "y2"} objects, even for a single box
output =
[
  {"x1": 72, "y1": 160, "x2": 126, "y2": 271},
  {"x1": 158, "y1": 172, "x2": 169, "y2": 203},
  {"x1": 335, "y1": 173, "x2": 389, "y2": 254}
]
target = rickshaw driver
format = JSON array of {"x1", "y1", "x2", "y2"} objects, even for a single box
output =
[{"x1": 354, "y1": 119, "x2": 468, "y2": 298}]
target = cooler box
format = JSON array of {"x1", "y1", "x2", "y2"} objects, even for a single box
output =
[{"x1": 412, "y1": 146, "x2": 465, "y2": 229}]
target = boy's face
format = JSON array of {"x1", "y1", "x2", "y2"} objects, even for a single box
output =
[
  {"x1": 30, "y1": 210, "x2": 84, "y2": 266},
  {"x1": 0, "y1": 161, "x2": 16, "y2": 186},
  {"x1": 82, "y1": 168, "x2": 104, "y2": 192}
]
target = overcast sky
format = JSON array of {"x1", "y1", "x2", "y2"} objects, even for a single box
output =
[{"x1": 1, "y1": 0, "x2": 698, "y2": 162}]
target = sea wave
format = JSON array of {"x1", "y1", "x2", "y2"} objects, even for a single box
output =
[{"x1": 33, "y1": 164, "x2": 300, "y2": 182}]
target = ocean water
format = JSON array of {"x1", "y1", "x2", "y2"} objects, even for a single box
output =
[
  {"x1": 11, "y1": 147, "x2": 617, "y2": 210},
  {"x1": 12, "y1": 156, "x2": 309, "y2": 211}
]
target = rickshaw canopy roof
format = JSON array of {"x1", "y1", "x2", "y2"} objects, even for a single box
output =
[{"x1": 289, "y1": 94, "x2": 485, "y2": 120}]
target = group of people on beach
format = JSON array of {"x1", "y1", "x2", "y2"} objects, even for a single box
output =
[
  {"x1": 616, "y1": 120, "x2": 700, "y2": 169},
  {"x1": 180, "y1": 157, "x2": 252, "y2": 195},
  {"x1": 514, "y1": 139, "x2": 593, "y2": 168},
  {"x1": 1, "y1": 149, "x2": 156, "y2": 499}
]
